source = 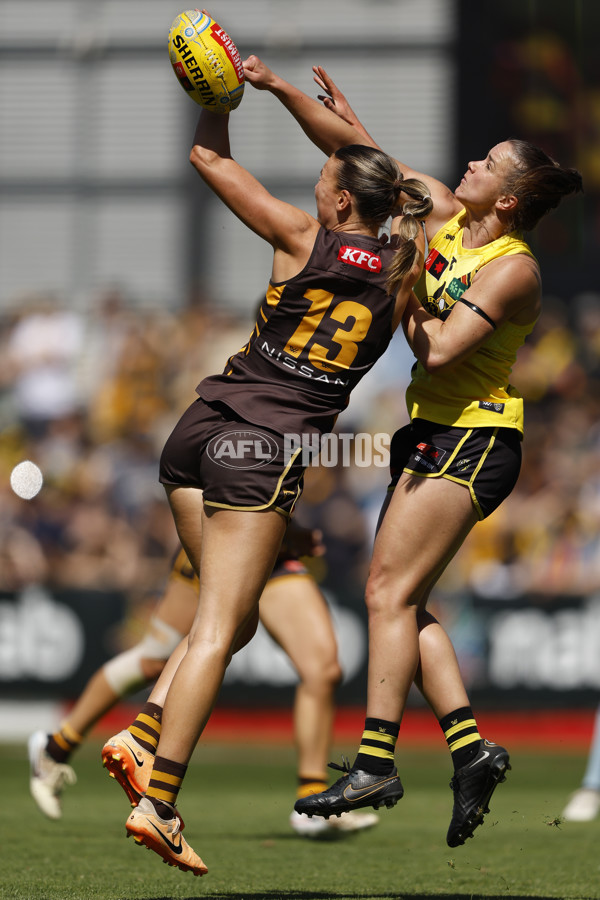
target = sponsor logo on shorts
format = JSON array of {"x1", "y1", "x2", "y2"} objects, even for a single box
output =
[
  {"x1": 207, "y1": 430, "x2": 279, "y2": 469},
  {"x1": 479, "y1": 401, "x2": 504, "y2": 414},
  {"x1": 455, "y1": 458, "x2": 471, "y2": 472},
  {"x1": 415, "y1": 442, "x2": 446, "y2": 469}
]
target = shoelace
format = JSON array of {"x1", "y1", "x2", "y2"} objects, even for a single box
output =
[
  {"x1": 159, "y1": 800, "x2": 185, "y2": 834},
  {"x1": 42, "y1": 759, "x2": 76, "y2": 791},
  {"x1": 328, "y1": 755, "x2": 352, "y2": 775}
]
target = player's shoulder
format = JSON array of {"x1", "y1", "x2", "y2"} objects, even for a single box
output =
[
  {"x1": 480, "y1": 251, "x2": 540, "y2": 285},
  {"x1": 474, "y1": 252, "x2": 541, "y2": 320}
]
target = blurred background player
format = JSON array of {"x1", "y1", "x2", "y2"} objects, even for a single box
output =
[
  {"x1": 28, "y1": 521, "x2": 377, "y2": 837},
  {"x1": 562, "y1": 702, "x2": 600, "y2": 822}
]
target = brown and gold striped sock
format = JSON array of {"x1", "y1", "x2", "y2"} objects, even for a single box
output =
[
  {"x1": 146, "y1": 755, "x2": 187, "y2": 818},
  {"x1": 46, "y1": 721, "x2": 84, "y2": 764},
  {"x1": 127, "y1": 702, "x2": 162, "y2": 753}
]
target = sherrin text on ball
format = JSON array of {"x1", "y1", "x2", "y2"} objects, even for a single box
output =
[{"x1": 168, "y1": 9, "x2": 244, "y2": 112}]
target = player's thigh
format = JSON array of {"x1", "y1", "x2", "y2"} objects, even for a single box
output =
[
  {"x1": 371, "y1": 472, "x2": 478, "y2": 601},
  {"x1": 164, "y1": 485, "x2": 205, "y2": 574},
  {"x1": 193, "y1": 506, "x2": 287, "y2": 638}
]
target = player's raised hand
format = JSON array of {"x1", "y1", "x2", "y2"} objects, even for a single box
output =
[
  {"x1": 312, "y1": 65, "x2": 357, "y2": 125},
  {"x1": 313, "y1": 65, "x2": 377, "y2": 145},
  {"x1": 242, "y1": 55, "x2": 276, "y2": 90}
]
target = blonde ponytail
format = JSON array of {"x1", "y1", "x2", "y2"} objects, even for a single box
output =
[{"x1": 386, "y1": 179, "x2": 432, "y2": 294}]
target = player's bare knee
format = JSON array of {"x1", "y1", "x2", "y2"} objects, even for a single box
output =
[
  {"x1": 365, "y1": 569, "x2": 420, "y2": 618},
  {"x1": 300, "y1": 656, "x2": 342, "y2": 693}
]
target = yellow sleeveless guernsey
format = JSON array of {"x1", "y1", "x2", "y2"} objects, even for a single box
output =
[{"x1": 407, "y1": 210, "x2": 538, "y2": 434}]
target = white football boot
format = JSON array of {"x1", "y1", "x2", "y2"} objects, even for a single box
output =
[{"x1": 28, "y1": 730, "x2": 77, "y2": 820}]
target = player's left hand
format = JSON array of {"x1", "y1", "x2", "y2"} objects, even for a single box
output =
[{"x1": 312, "y1": 65, "x2": 356, "y2": 125}]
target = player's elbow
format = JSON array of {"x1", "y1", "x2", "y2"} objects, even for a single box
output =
[
  {"x1": 189, "y1": 143, "x2": 219, "y2": 173},
  {"x1": 419, "y1": 349, "x2": 454, "y2": 375}
]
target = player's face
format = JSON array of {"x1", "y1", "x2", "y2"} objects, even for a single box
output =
[
  {"x1": 455, "y1": 141, "x2": 516, "y2": 212},
  {"x1": 314, "y1": 155, "x2": 342, "y2": 227}
]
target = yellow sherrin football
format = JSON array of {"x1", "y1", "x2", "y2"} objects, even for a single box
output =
[{"x1": 168, "y1": 9, "x2": 245, "y2": 113}]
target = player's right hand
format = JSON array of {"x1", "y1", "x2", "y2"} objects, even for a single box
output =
[{"x1": 242, "y1": 55, "x2": 275, "y2": 90}]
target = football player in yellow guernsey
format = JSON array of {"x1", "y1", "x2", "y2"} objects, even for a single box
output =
[
  {"x1": 29, "y1": 524, "x2": 378, "y2": 837},
  {"x1": 242, "y1": 55, "x2": 583, "y2": 847}
]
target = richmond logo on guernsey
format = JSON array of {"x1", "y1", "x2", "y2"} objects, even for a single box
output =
[{"x1": 338, "y1": 246, "x2": 382, "y2": 272}]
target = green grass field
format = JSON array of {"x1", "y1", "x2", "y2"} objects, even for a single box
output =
[{"x1": 3, "y1": 740, "x2": 600, "y2": 900}]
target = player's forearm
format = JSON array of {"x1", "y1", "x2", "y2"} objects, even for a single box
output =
[
  {"x1": 190, "y1": 109, "x2": 232, "y2": 161},
  {"x1": 403, "y1": 293, "x2": 489, "y2": 373},
  {"x1": 268, "y1": 75, "x2": 372, "y2": 156},
  {"x1": 402, "y1": 294, "x2": 448, "y2": 372}
]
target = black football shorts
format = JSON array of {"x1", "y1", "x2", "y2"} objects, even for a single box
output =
[
  {"x1": 388, "y1": 417, "x2": 522, "y2": 519},
  {"x1": 159, "y1": 398, "x2": 305, "y2": 515}
]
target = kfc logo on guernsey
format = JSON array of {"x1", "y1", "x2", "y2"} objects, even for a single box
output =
[
  {"x1": 425, "y1": 248, "x2": 449, "y2": 280},
  {"x1": 338, "y1": 246, "x2": 382, "y2": 272}
]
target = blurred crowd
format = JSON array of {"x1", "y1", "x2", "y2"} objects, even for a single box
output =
[{"x1": 1, "y1": 286, "x2": 600, "y2": 623}]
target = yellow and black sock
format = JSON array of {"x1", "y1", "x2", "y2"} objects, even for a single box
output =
[
  {"x1": 439, "y1": 706, "x2": 481, "y2": 770},
  {"x1": 296, "y1": 775, "x2": 328, "y2": 800},
  {"x1": 353, "y1": 717, "x2": 399, "y2": 775},
  {"x1": 46, "y1": 721, "x2": 83, "y2": 764},
  {"x1": 127, "y1": 701, "x2": 162, "y2": 754},
  {"x1": 146, "y1": 755, "x2": 187, "y2": 818}
]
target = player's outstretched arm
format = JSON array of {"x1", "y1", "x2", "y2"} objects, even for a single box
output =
[
  {"x1": 243, "y1": 54, "x2": 372, "y2": 157},
  {"x1": 244, "y1": 56, "x2": 460, "y2": 233},
  {"x1": 189, "y1": 108, "x2": 315, "y2": 255},
  {"x1": 312, "y1": 65, "x2": 461, "y2": 225}
]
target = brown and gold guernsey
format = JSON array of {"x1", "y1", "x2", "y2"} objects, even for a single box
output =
[{"x1": 198, "y1": 227, "x2": 397, "y2": 436}]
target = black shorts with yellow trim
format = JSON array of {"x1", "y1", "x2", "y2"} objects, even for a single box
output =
[
  {"x1": 168, "y1": 544, "x2": 309, "y2": 588},
  {"x1": 159, "y1": 398, "x2": 305, "y2": 516},
  {"x1": 388, "y1": 418, "x2": 522, "y2": 520}
]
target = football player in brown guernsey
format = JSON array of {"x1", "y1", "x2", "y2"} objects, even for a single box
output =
[
  {"x1": 241, "y1": 56, "x2": 583, "y2": 848},
  {"x1": 29, "y1": 521, "x2": 379, "y2": 837},
  {"x1": 120, "y1": 88, "x2": 432, "y2": 872}
]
